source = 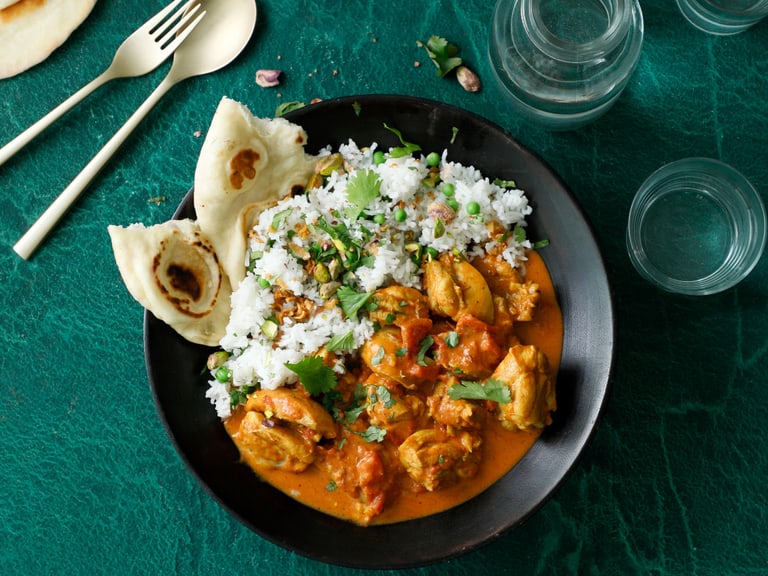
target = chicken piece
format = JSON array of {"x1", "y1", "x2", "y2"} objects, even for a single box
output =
[
  {"x1": 245, "y1": 387, "x2": 337, "y2": 440},
  {"x1": 423, "y1": 254, "x2": 494, "y2": 324},
  {"x1": 398, "y1": 428, "x2": 481, "y2": 491},
  {"x1": 237, "y1": 387, "x2": 338, "y2": 473},
  {"x1": 472, "y1": 252, "x2": 540, "y2": 322},
  {"x1": 491, "y1": 344, "x2": 556, "y2": 431},
  {"x1": 360, "y1": 326, "x2": 439, "y2": 388},
  {"x1": 433, "y1": 314, "x2": 505, "y2": 379},
  {"x1": 426, "y1": 379, "x2": 485, "y2": 430},
  {"x1": 237, "y1": 410, "x2": 316, "y2": 472},
  {"x1": 364, "y1": 376, "x2": 426, "y2": 444},
  {"x1": 367, "y1": 286, "x2": 430, "y2": 328}
]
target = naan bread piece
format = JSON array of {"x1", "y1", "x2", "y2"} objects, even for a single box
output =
[
  {"x1": 0, "y1": 0, "x2": 97, "y2": 79},
  {"x1": 194, "y1": 97, "x2": 317, "y2": 288},
  {"x1": 108, "y1": 220, "x2": 232, "y2": 347}
]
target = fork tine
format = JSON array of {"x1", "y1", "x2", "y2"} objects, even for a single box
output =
[
  {"x1": 152, "y1": 0, "x2": 201, "y2": 41},
  {"x1": 154, "y1": 1, "x2": 204, "y2": 46},
  {"x1": 146, "y1": 0, "x2": 186, "y2": 35},
  {"x1": 158, "y1": 6, "x2": 206, "y2": 51}
]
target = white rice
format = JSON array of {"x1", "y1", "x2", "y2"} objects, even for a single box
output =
[{"x1": 206, "y1": 139, "x2": 534, "y2": 418}]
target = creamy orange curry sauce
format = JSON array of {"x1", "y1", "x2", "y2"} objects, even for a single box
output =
[{"x1": 224, "y1": 249, "x2": 562, "y2": 525}]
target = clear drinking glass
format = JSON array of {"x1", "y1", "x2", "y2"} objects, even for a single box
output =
[
  {"x1": 626, "y1": 158, "x2": 767, "y2": 295},
  {"x1": 676, "y1": 0, "x2": 768, "y2": 35},
  {"x1": 488, "y1": 0, "x2": 644, "y2": 130}
]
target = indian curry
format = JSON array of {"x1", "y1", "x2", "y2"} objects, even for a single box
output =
[{"x1": 222, "y1": 248, "x2": 561, "y2": 525}]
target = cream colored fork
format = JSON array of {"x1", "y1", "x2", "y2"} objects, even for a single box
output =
[{"x1": 0, "y1": 0, "x2": 205, "y2": 168}]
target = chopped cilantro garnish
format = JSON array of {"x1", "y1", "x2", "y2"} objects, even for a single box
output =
[
  {"x1": 383, "y1": 123, "x2": 421, "y2": 158},
  {"x1": 371, "y1": 385, "x2": 395, "y2": 409},
  {"x1": 445, "y1": 331, "x2": 459, "y2": 348},
  {"x1": 326, "y1": 331, "x2": 356, "y2": 352},
  {"x1": 336, "y1": 286, "x2": 374, "y2": 321},
  {"x1": 344, "y1": 169, "x2": 381, "y2": 220},
  {"x1": 395, "y1": 347, "x2": 408, "y2": 357},
  {"x1": 493, "y1": 178, "x2": 517, "y2": 188},
  {"x1": 370, "y1": 346, "x2": 385, "y2": 366},
  {"x1": 450, "y1": 126, "x2": 459, "y2": 144},
  {"x1": 326, "y1": 479, "x2": 338, "y2": 491},
  {"x1": 534, "y1": 239, "x2": 551, "y2": 249},
  {"x1": 229, "y1": 384, "x2": 258, "y2": 410},
  {"x1": 356, "y1": 425, "x2": 387, "y2": 443},
  {"x1": 352, "y1": 101, "x2": 362, "y2": 117},
  {"x1": 513, "y1": 225, "x2": 527, "y2": 243},
  {"x1": 285, "y1": 356, "x2": 338, "y2": 395},
  {"x1": 416, "y1": 335, "x2": 434, "y2": 367},
  {"x1": 275, "y1": 101, "x2": 305, "y2": 117},
  {"x1": 417, "y1": 35, "x2": 463, "y2": 77},
  {"x1": 271, "y1": 208, "x2": 292, "y2": 231},
  {"x1": 448, "y1": 378, "x2": 511, "y2": 404}
]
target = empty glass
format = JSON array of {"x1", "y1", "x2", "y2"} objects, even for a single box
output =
[
  {"x1": 676, "y1": 0, "x2": 768, "y2": 35},
  {"x1": 627, "y1": 158, "x2": 767, "y2": 295},
  {"x1": 488, "y1": 0, "x2": 644, "y2": 130}
]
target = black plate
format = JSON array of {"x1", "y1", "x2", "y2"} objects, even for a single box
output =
[{"x1": 145, "y1": 95, "x2": 615, "y2": 569}]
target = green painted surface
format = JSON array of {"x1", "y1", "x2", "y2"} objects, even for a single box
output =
[{"x1": 1, "y1": 1, "x2": 767, "y2": 574}]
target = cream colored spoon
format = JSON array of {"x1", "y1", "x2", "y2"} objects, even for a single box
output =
[{"x1": 14, "y1": 0, "x2": 258, "y2": 260}]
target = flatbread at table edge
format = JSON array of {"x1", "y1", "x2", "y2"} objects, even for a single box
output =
[{"x1": 0, "y1": 0, "x2": 97, "y2": 79}]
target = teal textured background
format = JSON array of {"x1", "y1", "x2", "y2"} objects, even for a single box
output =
[{"x1": 1, "y1": 1, "x2": 767, "y2": 574}]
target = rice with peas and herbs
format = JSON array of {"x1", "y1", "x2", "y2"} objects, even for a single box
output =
[{"x1": 206, "y1": 137, "x2": 534, "y2": 419}]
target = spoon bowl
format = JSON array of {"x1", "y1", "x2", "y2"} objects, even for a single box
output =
[{"x1": 167, "y1": 0, "x2": 257, "y2": 83}]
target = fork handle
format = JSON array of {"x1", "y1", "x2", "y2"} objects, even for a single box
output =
[
  {"x1": 13, "y1": 77, "x2": 176, "y2": 260},
  {"x1": 0, "y1": 70, "x2": 114, "y2": 168}
]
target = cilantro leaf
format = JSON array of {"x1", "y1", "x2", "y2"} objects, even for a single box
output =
[
  {"x1": 345, "y1": 169, "x2": 381, "y2": 220},
  {"x1": 370, "y1": 346, "x2": 385, "y2": 366},
  {"x1": 326, "y1": 331, "x2": 356, "y2": 352},
  {"x1": 336, "y1": 286, "x2": 374, "y2": 321},
  {"x1": 275, "y1": 101, "x2": 305, "y2": 117},
  {"x1": 445, "y1": 331, "x2": 459, "y2": 348},
  {"x1": 418, "y1": 35, "x2": 463, "y2": 77},
  {"x1": 448, "y1": 378, "x2": 512, "y2": 404},
  {"x1": 383, "y1": 123, "x2": 422, "y2": 158},
  {"x1": 285, "y1": 356, "x2": 338, "y2": 395},
  {"x1": 370, "y1": 385, "x2": 395, "y2": 409},
  {"x1": 356, "y1": 425, "x2": 387, "y2": 443},
  {"x1": 340, "y1": 384, "x2": 368, "y2": 424},
  {"x1": 416, "y1": 335, "x2": 434, "y2": 367}
]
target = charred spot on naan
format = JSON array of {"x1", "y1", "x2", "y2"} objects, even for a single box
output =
[
  {"x1": 229, "y1": 149, "x2": 262, "y2": 190},
  {"x1": 152, "y1": 232, "x2": 224, "y2": 319}
]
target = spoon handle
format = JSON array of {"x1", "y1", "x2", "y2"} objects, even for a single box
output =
[
  {"x1": 13, "y1": 76, "x2": 177, "y2": 260},
  {"x1": 0, "y1": 70, "x2": 114, "y2": 168}
]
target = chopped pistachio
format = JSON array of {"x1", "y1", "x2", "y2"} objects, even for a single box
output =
[
  {"x1": 314, "y1": 262, "x2": 331, "y2": 283},
  {"x1": 319, "y1": 281, "x2": 341, "y2": 300},
  {"x1": 315, "y1": 153, "x2": 344, "y2": 176},
  {"x1": 206, "y1": 350, "x2": 229, "y2": 370},
  {"x1": 456, "y1": 65, "x2": 481, "y2": 93},
  {"x1": 256, "y1": 69, "x2": 282, "y2": 88}
]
